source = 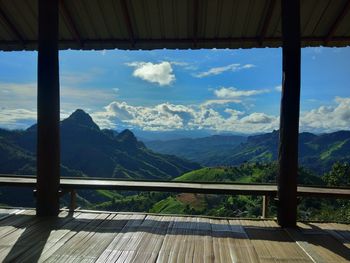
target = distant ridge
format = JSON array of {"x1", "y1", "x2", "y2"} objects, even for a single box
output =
[
  {"x1": 146, "y1": 130, "x2": 350, "y2": 173},
  {"x1": 0, "y1": 109, "x2": 200, "y2": 180}
]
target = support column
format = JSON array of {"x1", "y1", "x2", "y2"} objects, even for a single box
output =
[
  {"x1": 36, "y1": 0, "x2": 60, "y2": 216},
  {"x1": 277, "y1": 0, "x2": 301, "y2": 227}
]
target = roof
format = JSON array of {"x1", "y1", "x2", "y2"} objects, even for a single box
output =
[{"x1": 0, "y1": 0, "x2": 350, "y2": 51}]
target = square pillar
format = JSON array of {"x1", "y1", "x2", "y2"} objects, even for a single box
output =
[
  {"x1": 277, "y1": 0, "x2": 301, "y2": 227},
  {"x1": 36, "y1": 0, "x2": 60, "y2": 216}
]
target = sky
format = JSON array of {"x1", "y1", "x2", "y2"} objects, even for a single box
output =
[{"x1": 0, "y1": 47, "x2": 349, "y2": 135}]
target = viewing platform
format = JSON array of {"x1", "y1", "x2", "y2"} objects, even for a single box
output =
[{"x1": 0, "y1": 208, "x2": 349, "y2": 262}]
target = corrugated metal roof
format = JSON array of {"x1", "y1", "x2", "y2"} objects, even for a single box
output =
[{"x1": 0, "y1": 0, "x2": 349, "y2": 51}]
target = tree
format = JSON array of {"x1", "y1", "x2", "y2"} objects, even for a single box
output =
[{"x1": 323, "y1": 162, "x2": 350, "y2": 187}]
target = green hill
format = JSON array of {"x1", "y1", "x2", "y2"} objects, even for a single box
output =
[
  {"x1": 175, "y1": 163, "x2": 323, "y2": 185},
  {"x1": 148, "y1": 130, "x2": 350, "y2": 174},
  {"x1": 145, "y1": 135, "x2": 246, "y2": 164},
  {"x1": 149, "y1": 163, "x2": 346, "y2": 220}
]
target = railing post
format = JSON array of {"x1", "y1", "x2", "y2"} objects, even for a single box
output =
[
  {"x1": 69, "y1": 190, "x2": 77, "y2": 212},
  {"x1": 262, "y1": 195, "x2": 269, "y2": 218},
  {"x1": 36, "y1": 0, "x2": 60, "y2": 216},
  {"x1": 278, "y1": 0, "x2": 301, "y2": 227}
]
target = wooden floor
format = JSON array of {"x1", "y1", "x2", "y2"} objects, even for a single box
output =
[{"x1": 0, "y1": 208, "x2": 349, "y2": 262}]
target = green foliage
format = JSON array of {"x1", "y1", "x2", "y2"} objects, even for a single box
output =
[
  {"x1": 150, "y1": 196, "x2": 187, "y2": 214},
  {"x1": 323, "y1": 162, "x2": 350, "y2": 187}
]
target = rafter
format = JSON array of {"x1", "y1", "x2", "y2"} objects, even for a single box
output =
[
  {"x1": 0, "y1": 4, "x2": 24, "y2": 45},
  {"x1": 259, "y1": 0, "x2": 276, "y2": 46},
  {"x1": 1, "y1": 36, "x2": 350, "y2": 51},
  {"x1": 193, "y1": 0, "x2": 199, "y2": 48},
  {"x1": 325, "y1": 0, "x2": 350, "y2": 44},
  {"x1": 120, "y1": 0, "x2": 135, "y2": 47},
  {"x1": 59, "y1": 0, "x2": 83, "y2": 47}
]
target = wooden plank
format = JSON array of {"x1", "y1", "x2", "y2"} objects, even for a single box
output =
[
  {"x1": 297, "y1": 186, "x2": 350, "y2": 199},
  {"x1": 0, "y1": 211, "x2": 75, "y2": 262},
  {"x1": 35, "y1": 212, "x2": 101, "y2": 262},
  {"x1": 11, "y1": 212, "x2": 83, "y2": 262},
  {"x1": 1, "y1": 175, "x2": 349, "y2": 198},
  {"x1": 192, "y1": 217, "x2": 214, "y2": 263},
  {"x1": 68, "y1": 213, "x2": 129, "y2": 263},
  {"x1": 155, "y1": 216, "x2": 196, "y2": 263},
  {"x1": 45, "y1": 213, "x2": 110, "y2": 262},
  {"x1": 324, "y1": 222, "x2": 350, "y2": 247},
  {"x1": 285, "y1": 226, "x2": 350, "y2": 262},
  {"x1": 126, "y1": 215, "x2": 170, "y2": 262},
  {"x1": 95, "y1": 214, "x2": 145, "y2": 262},
  {"x1": 0, "y1": 210, "x2": 349, "y2": 262},
  {"x1": 0, "y1": 209, "x2": 36, "y2": 239},
  {"x1": 211, "y1": 218, "x2": 260, "y2": 262},
  {"x1": 242, "y1": 220, "x2": 312, "y2": 263},
  {"x1": 240, "y1": 220, "x2": 275, "y2": 263}
]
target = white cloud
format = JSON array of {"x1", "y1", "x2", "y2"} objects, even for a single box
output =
[
  {"x1": 91, "y1": 100, "x2": 279, "y2": 133},
  {"x1": 300, "y1": 97, "x2": 350, "y2": 132},
  {"x1": 194, "y1": 63, "x2": 255, "y2": 78},
  {"x1": 0, "y1": 108, "x2": 37, "y2": 129},
  {"x1": 213, "y1": 87, "x2": 270, "y2": 99},
  {"x1": 0, "y1": 82, "x2": 37, "y2": 109},
  {"x1": 201, "y1": 99, "x2": 242, "y2": 107},
  {"x1": 275, "y1": 85, "x2": 282, "y2": 92},
  {"x1": 3, "y1": 97, "x2": 350, "y2": 134},
  {"x1": 241, "y1": 112, "x2": 276, "y2": 124},
  {"x1": 91, "y1": 97, "x2": 350, "y2": 134},
  {"x1": 126, "y1": 61, "x2": 175, "y2": 86}
]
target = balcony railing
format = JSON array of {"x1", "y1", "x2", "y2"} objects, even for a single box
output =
[{"x1": 1, "y1": 174, "x2": 349, "y2": 219}]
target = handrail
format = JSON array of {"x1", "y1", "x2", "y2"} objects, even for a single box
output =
[
  {"x1": 1, "y1": 174, "x2": 349, "y2": 198},
  {"x1": 1, "y1": 174, "x2": 349, "y2": 218}
]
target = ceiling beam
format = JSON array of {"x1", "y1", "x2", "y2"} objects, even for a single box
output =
[
  {"x1": 120, "y1": 0, "x2": 135, "y2": 48},
  {"x1": 325, "y1": 0, "x2": 350, "y2": 44},
  {"x1": 0, "y1": 4, "x2": 25, "y2": 45},
  {"x1": 259, "y1": 0, "x2": 276, "y2": 46},
  {"x1": 1, "y1": 36, "x2": 350, "y2": 51},
  {"x1": 193, "y1": 0, "x2": 199, "y2": 48},
  {"x1": 59, "y1": 0, "x2": 83, "y2": 47}
]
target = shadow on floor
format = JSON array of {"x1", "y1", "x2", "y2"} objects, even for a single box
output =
[{"x1": 0, "y1": 211, "x2": 349, "y2": 262}]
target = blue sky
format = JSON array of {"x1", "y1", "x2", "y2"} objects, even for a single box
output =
[{"x1": 0, "y1": 47, "x2": 349, "y2": 134}]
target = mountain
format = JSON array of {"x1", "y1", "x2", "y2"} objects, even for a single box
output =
[
  {"x1": 145, "y1": 130, "x2": 350, "y2": 174},
  {"x1": 145, "y1": 135, "x2": 246, "y2": 164},
  {"x1": 0, "y1": 109, "x2": 200, "y2": 180},
  {"x1": 216, "y1": 130, "x2": 350, "y2": 174}
]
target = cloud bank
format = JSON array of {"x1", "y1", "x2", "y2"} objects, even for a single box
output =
[
  {"x1": 91, "y1": 101, "x2": 278, "y2": 133},
  {"x1": 90, "y1": 97, "x2": 350, "y2": 134}
]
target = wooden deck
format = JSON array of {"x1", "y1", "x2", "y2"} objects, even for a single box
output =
[{"x1": 0, "y1": 208, "x2": 349, "y2": 262}]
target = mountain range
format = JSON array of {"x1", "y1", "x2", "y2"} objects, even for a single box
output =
[
  {"x1": 1, "y1": 109, "x2": 349, "y2": 218},
  {"x1": 0, "y1": 109, "x2": 200, "y2": 180},
  {"x1": 145, "y1": 135, "x2": 246, "y2": 164},
  {"x1": 146, "y1": 130, "x2": 350, "y2": 174}
]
